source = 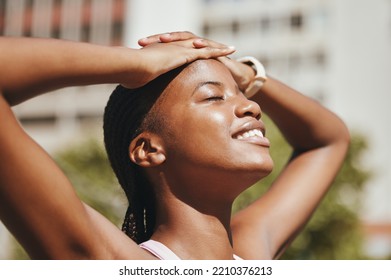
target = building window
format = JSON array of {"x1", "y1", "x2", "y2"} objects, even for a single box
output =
[
  {"x1": 260, "y1": 16, "x2": 270, "y2": 32},
  {"x1": 312, "y1": 51, "x2": 326, "y2": 68},
  {"x1": 52, "y1": 0, "x2": 62, "y2": 38},
  {"x1": 25, "y1": 0, "x2": 34, "y2": 9},
  {"x1": 290, "y1": 12, "x2": 303, "y2": 30},
  {"x1": 19, "y1": 115, "x2": 56, "y2": 126},
  {"x1": 0, "y1": 0, "x2": 5, "y2": 35},
  {"x1": 111, "y1": 20, "x2": 123, "y2": 45},
  {"x1": 111, "y1": 0, "x2": 125, "y2": 45},
  {"x1": 23, "y1": 0, "x2": 34, "y2": 36},
  {"x1": 202, "y1": 23, "x2": 210, "y2": 37},
  {"x1": 53, "y1": 0, "x2": 62, "y2": 6},
  {"x1": 81, "y1": 24, "x2": 90, "y2": 42},
  {"x1": 201, "y1": 21, "x2": 231, "y2": 38},
  {"x1": 231, "y1": 19, "x2": 239, "y2": 35},
  {"x1": 52, "y1": 27, "x2": 60, "y2": 39},
  {"x1": 81, "y1": 0, "x2": 91, "y2": 42}
]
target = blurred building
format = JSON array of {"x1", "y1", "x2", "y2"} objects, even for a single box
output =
[
  {"x1": 0, "y1": 0, "x2": 125, "y2": 152},
  {"x1": 0, "y1": 0, "x2": 390, "y2": 259}
]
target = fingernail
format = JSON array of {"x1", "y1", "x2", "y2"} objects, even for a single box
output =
[{"x1": 194, "y1": 38, "x2": 205, "y2": 44}]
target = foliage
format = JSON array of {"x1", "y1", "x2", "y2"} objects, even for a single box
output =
[
  {"x1": 233, "y1": 117, "x2": 371, "y2": 259},
  {"x1": 54, "y1": 138, "x2": 127, "y2": 226}
]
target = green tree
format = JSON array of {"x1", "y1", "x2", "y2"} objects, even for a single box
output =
[{"x1": 54, "y1": 139, "x2": 127, "y2": 227}]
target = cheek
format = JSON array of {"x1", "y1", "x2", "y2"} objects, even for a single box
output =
[
  {"x1": 192, "y1": 110, "x2": 228, "y2": 134},
  {"x1": 186, "y1": 108, "x2": 232, "y2": 146},
  {"x1": 202, "y1": 109, "x2": 227, "y2": 123},
  {"x1": 162, "y1": 107, "x2": 232, "y2": 157}
]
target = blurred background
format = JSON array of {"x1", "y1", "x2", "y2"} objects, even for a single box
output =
[{"x1": 0, "y1": 0, "x2": 390, "y2": 259}]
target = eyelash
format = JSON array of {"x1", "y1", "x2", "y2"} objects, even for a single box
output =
[{"x1": 206, "y1": 96, "x2": 225, "y2": 102}]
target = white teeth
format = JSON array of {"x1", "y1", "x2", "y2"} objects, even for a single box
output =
[
  {"x1": 255, "y1": 130, "x2": 264, "y2": 137},
  {"x1": 236, "y1": 129, "x2": 264, "y2": 139}
]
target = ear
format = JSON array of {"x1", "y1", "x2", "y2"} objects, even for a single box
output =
[{"x1": 129, "y1": 133, "x2": 166, "y2": 167}]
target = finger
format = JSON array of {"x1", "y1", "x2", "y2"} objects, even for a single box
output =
[
  {"x1": 138, "y1": 34, "x2": 165, "y2": 46},
  {"x1": 217, "y1": 56, "x2": 254, "y2": 92},
  {"x1": 138, "y1": 31, "x2": 196, "y2": 46},
  {"x1": 149, "y1": 38, "x2": 208, "y2": 49},
  {"x1": 187, "y1": 46, "x2": 236, "y2": 62},
  {"x1": 193, "y1": 38, "x2": 233, "y2": 50},
  {"x1": 193, "y1": 39, "x2": 211, "y2": 48},
  {"x1": 217, "y1": 56, "x2": 237, "y2": 69},
  {"x1": 159, "y1": 31, "x2": 196, "y2": 43}
]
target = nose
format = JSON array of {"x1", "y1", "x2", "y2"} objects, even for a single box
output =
[{"x1": 234, "y1": 95, "x2": 262, "y2": 120}]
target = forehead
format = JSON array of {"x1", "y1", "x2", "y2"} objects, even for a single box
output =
[
  {"x1": 168, "y1": 59, "x2": 235, "y2": 95},
  {"x1": 186, "y1": 59, "x2": 230, "y2": 76}
]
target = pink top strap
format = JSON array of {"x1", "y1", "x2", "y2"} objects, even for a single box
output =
[
  {"x1": 140, "y1": 239, "x2": 243, "y2": 260},
  {"x1": 139, "y1": 239, "x2": 181, "y2": 260}
]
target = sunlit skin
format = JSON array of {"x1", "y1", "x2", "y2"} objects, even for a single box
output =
[
  {"x1": 149, "y1": 60, "x2": 273, "y2": 195},
  {"x1": 0, "y1": 32, "x2": 350, "y2": 260},
  {"x1": 132, "y1": 60, "x2": 274, "y2": 259}
]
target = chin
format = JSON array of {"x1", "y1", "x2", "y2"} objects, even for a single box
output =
[
  {"x1": 250, "y1": 155, "x2": 274, "y2": 172},
  {"x1": 248, "y1": 158, "x2": 274, "y2": 180},
  {"x1": 232, "y1": 161, "x2": 274, "y2": 190}
]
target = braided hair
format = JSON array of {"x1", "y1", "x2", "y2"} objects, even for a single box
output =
[{"x1": 103, "y1": 66, "x2": 186, "y2": 244}]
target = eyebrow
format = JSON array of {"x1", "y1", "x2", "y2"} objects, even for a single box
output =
[{"x1": 192, "y1": 81, "x2": 224, "y2": 96}]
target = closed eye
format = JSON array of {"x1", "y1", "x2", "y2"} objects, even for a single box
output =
[{"x1": 206, "y1": 96, "x2": 225, "y2": 102}]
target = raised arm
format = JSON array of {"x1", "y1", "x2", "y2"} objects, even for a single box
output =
[
  {"x1": 223, "y1": 57, "x2": 350, "y2": 259},
  {"x1": 0, "y1": 35, "x2": 234, "y2": 259},
  {"x1": 0, "y1": 36, "x2": 234, "y2": 105}
]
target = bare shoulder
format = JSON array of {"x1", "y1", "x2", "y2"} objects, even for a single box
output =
[{"x1": 231, "y1": 200, "x2": 274, "y2": 260}]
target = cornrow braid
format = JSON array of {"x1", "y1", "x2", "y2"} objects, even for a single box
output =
[{"x1": 103, "y1": 65, "x2": 186, "y2": 244}]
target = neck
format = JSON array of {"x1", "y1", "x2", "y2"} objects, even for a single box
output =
[
  {"x1": 152, "y1": 197, "x2": 235, "y2": 259},
  {"x1": 146, "y1": 169, "x2": 241, "y2": 259}
]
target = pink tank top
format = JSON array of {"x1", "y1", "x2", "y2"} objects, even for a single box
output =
[{"x1": 139, "y1": 239, "x2": 243, "y2": 260}]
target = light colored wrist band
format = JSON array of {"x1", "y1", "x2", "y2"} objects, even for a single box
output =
[{"x1": 237, "y1": 56, "x2": 267, "y2": 98}]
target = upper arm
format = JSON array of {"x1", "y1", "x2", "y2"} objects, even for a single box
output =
[
  {"x1": 232, "y1": 140, "x2": 349, "y2": 259},
  {"x1": 0, "y1": 94, "x2": 146, "y2": 259},
  {"x1": 0, "y1": 94, "x2": 99, "y2": 258}
]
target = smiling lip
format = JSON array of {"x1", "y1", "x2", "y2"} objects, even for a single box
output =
[{"x1": 232, "y1": 120, "x2": 271, "y2": 147}]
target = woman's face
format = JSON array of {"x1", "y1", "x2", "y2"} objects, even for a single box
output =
[{"x1": 155, "y1": 59, "x2": 273, "y2": 191}]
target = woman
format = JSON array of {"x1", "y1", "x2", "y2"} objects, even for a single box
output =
[{"x1": 0, "y1": 32, "x2": 349, "y2": 260}]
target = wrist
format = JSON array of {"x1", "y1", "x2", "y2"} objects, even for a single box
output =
[
  {"x1": 237, "y1": 56, "x2": 267, "y2": 98},
  {"x1": 115, "y1": 47, "x2": 151, "y2": 88}
]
